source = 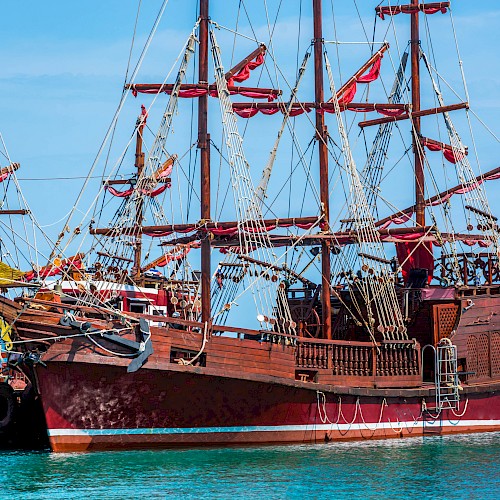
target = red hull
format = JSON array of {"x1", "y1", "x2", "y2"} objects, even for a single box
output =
[{"x1": 36, "y1": 361, "x2": 500, "y2": 452}]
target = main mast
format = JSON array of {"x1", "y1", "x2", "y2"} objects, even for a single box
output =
[
  {"x1": 411, "y1": 0, "x2": 425, "y2": 227},
  {"x1": 312, "y1": 0, "x2": 332, "y2": 340},
  {"x1": 199, "y1": 0, "x2": 211, "y2": 323}
]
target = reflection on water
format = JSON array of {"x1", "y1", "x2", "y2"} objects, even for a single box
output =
[{"x1": 1, "y1": 433, "x2": 499, "y2": 499}]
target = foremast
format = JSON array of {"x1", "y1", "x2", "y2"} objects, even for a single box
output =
[{"x1": 132, "y1": 110, "x2": 146, "y2": 281}]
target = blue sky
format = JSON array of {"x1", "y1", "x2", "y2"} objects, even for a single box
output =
[{"x1": 0, "y1": 0, "x2": 498, "y2": 261}]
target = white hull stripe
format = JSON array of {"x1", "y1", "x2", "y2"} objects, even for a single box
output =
[{"x1": 47, "y1": 420, "x2": 500, "y2": 437}]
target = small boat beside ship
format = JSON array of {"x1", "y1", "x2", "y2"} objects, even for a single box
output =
[{"x1": 1, "y1": 0, "x2": 499, "y2": 451}]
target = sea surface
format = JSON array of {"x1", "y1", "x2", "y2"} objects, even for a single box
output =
[{"x1": 1, "y1": 432, "x2": 499, "y2": 499}]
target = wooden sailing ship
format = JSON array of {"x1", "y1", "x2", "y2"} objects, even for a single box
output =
[
  {"x1": 1, "y1": 0, "x2": 499, "y2": 451},
  {"x1": 0, "y1": 138, "x2": 49, "y2": 448}
]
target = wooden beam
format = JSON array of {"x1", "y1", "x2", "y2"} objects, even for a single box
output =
[
  {"x1": 0, "y1": 210, "x2": 27, "y2": 215},
  {"x1": 207, "y1": 225, "x2": 434, "y2": 248},
  {"x1": 358, "y1": 102, "x2": 468, "y2": 128},
  {"x1": 0, "y1": 162, "x2": 20, "y2": 177},
  {"x1": 375, "y1": 165, "x2": 500, "y2": 228},
  {"x1": 421, "y1": 136, "x2": 468, "y2": 155},
  {"x1": 103, "y1": 179, "x2": 133, "y2": 185},
  {"x1": 126, "y1": 83, "x2": 281, "y2": 97},
  {"x1": 237, "y1": 254, "x2": 314, "y2": 286},
  {"x1": 90, "y1": 216, "x2": 323, "y2": 237},
  {"x1": 465, "y1": 205, "x2": 498, "y2": 222},
  {"x1": 223, "y1": 44, "x2": 266, "y2": 81},
  {"x1": 96, "y1": 251, "x2": 134, "y2": 263}
]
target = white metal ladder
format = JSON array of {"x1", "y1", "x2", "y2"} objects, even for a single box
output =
[
  {"x1": 436, "y1": 338, "x2": 460, "y2": 410},
  {"x1": 422, "y1": 338, "x2": 461, "y2": 411}
]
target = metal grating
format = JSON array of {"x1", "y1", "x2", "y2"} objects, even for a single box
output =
[
  {"x1": 477, "y1": 334, "x2": 490, "y2": 379},
  {"x1": 437, "y1": 304, "x2": 460, "y2": 339},
  {"x1": 491, "y1": 332, "x2": 500, "y2": 377},
  {"x1": 467, "y1": 335, "x2": 478, "y2": 379}
]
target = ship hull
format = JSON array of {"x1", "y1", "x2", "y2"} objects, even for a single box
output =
[{"x1": 36, "y1": 360, "x2": 500, "y2": 452}]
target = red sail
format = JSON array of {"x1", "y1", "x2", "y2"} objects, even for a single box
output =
[
  {"x1": 395, "y1": 240, "x2": 434, "y2": 284},
  {"x1": 227, "y1": 53, "x2": 265, "y2": 86}
]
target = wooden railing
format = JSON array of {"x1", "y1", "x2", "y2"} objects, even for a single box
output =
[
  {"x1": 332, "y1": 342, "x2": 373, "y2": 376},
  {"x1": 375, "y1": 344, "x2": 419, "y2": 377},
  {"x1": 296, "y1": 338, "x2": 420, "y2": 378},
  {"x1": 296, "y1": 340, "x2": 331, "y2": 369}
]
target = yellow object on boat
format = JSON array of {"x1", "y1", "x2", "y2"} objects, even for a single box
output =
[
  {"x1": 0, "y1": 260, "x2": 25, "y2": 286},
  {"x1": 0, "y1": 317, "x2": 13, "y2": 351}
]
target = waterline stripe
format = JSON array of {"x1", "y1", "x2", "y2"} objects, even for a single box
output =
[{"x1": 47, "y1": 420, "x2": 500, "y2": 437}]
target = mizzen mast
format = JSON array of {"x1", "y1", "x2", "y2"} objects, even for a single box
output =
[{"x1": 312, "y1": 0, "x2": 332, "y2": 340}]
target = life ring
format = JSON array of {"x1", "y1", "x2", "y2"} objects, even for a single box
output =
[{"x1": 0, "y1": 383, "x2": 15, "y2": 432}]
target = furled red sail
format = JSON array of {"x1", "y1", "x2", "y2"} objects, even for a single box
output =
[
  {"x1": 153, "y1": 242, "x2": 199, "y2": 267},
  {"x1": 232, "y1": 102, "x2": 405, "y2": 119},
  {"x1": 337, "y1": 53, "x2": 384, "y2": 105},
  {"x1": 227, "y1": 52, "x2": 265, "y2": 86},
  {"x1": 139, "y1": 184, "x2": 169, "y2": 197},
  {"x1": 105, "y1": 186, "x2": 134, "y2": 198},
  {"x1": 422, "y1": 137, "x2": 466, "y2": 164},
  {"x1": 105, "y1": 183, "x2": 170, "y2": 198},
  {"x1": 131, "y1": 51, "x2": 268, "y2": 100},
  {"x1": 143, "y1": 219, "x2": 326, "y2": 238},
  {"x1": 376, "y1": 2, "x2": 449, "y2": 20}
]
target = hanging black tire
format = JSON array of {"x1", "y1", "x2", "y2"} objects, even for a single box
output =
[{"x1": 0, "y1": 383, "x2": 16, "y2": 433}]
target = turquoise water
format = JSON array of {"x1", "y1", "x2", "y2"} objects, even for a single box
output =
[{"x1": 1, "y1": 433, "x2": 499, "y2": 499}]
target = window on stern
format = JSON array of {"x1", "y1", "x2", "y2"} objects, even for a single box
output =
[{"x1": 129, "y1": 302, "x2": 147, "y2": 314}]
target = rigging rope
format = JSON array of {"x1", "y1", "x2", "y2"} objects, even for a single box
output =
[
  {"x1": 324, "y1": 47, "x2": 407, "y2": 342},
  {"x1": 209, "y1": 26, "x2": 294, "y2": 334}
]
